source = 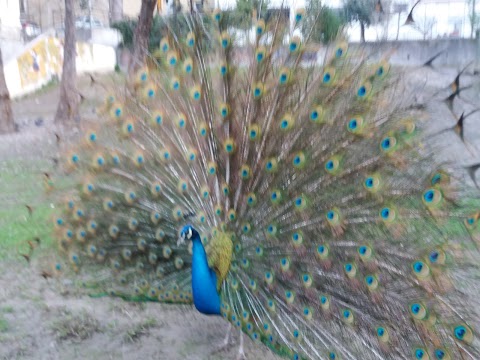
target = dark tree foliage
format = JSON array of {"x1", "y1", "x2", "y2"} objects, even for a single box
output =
[
  {"x1": 224, "y1": 0, "x2": 269, "y2": 30},
  {"x1": 112, "y1": 19, "x2": 136, "y2": 48},
  {"x1": 343, "y1": 0, "x2": 376, "y2": 42},
  {"x1": 302, "y1": 1, "x2": 344, "y2": 44},
  {"x1": 113, "y1": 14, "x2": 211, "y2": 52}
]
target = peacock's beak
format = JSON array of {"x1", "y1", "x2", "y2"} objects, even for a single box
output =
[{"x1": 178, "y1": 226, "x2": 194, "y2": 246}]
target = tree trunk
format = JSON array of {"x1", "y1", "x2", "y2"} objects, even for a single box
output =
[
  {"x1": 54, "y1": 0, "x2": 79, "y2": 124},
  {"x1": 0, "y1": 47, "x2": 15, "y2": 134},
  {"x1": 110, "y1": 0, "x2": 123, "y2": 24},
  {"x1": 128, "y1": 0, "x2": 157, "y2": 74},
  {"x1": 360, "y1": 22, "x2": 366, "y2": 42}
]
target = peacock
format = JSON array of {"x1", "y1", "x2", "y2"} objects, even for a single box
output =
[{"x1": 42, "y1": 8, "x2": 480, "y2": 360}]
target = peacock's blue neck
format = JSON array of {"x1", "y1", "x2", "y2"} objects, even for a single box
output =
[{"x1": 191, "y1": 236, "x2": 221, "y2": 315}]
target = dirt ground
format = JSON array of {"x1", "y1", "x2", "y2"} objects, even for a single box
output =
[
  {"x1": 0, "y1": 262, "x2": 279, "y2": 360},
  {"x1": 0, "y1": 66, "x2": 479, "y2": 360}
]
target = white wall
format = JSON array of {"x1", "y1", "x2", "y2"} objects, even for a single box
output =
[
  {"x1": 76, "y1": 43, "x2": 117, "y2": 74},
  {"x1": 0, "y1": 0, "x2": 22, "y2": 39},
  {"x1": 90, "y1": 28, "x2": 123, "y2": 47},
  {"x1": 4, "y1": 36, "x2": 117, "y2": 98},
  {"x1": 123, "y1": 0, "x2": 142, "y2": 18},
  {"x1": 0, "y1": 40, "x2": 24, "y2": 62}
]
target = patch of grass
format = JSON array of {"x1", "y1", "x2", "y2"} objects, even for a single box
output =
[
  {"x1": 1, "y1": 306, "x2": 14, "y2": 314},
  {"x1": 37, "y1": 77, "x2": 60, "y2": 94},
  {"x1": 0, "y1": 316, "x2": 9, "y2": 332},
  {"x1": 123, "y1": 318, "x2": 158, "y2": 343},
  {"x1": 0, "y1": 159, "x2": 58, "y2": 260},
  {"x1": 0, "y1": 73, "x2": 123, "y2": 261},
  {"x1": 50, "y1": 308, "x2": 100, "y2": 342},
  {"x1": 0, "y1": 205, "x2": 53, "y2": 258}
]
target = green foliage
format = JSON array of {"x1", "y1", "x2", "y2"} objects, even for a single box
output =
[
  {"x1": 343, "y1": 0, "x2": 375, "y2": 26},
  {"x1": 111, "y1": 19, "x2": 136, "y2": 49},
  {"x1": 148, "y1": 16, "x2": 168, "y2": 51},
  {"x1": 113, "y1": 15, "x2": 211, "y2": 51},
  {"x1": 342, "y1": 0, "x2": 377, "y2": 41},
  {"x1": 112, "y1": 17, "x2": 165, "y2": 51},
  {"x1": 225, "y1": 0, "x2": 269, "y2": 30},
  {"x1": 149, "y1": 15, "x2": 193, "y2": 51},
  {"x1": 303, "y1": 1, "x2": 344, "y2": 43}
]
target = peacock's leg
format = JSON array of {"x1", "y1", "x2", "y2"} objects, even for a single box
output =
[
  {"x1": 236, "y1": 330, "x2": 246, "y2": 360},
  {"x1": 222, "y1": 321, "x2": 233, "y2": 346},
  {"x1": 210, "y1": 322, "x2": 233, "y2": 355}
]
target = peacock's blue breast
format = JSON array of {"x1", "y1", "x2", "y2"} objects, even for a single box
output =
[{"x1": 191, "y1": 238, "x2": 221, "y2": 315}]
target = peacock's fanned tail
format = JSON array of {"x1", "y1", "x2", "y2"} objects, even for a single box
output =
[{"x1": 48, "y1": 10, "x2": 480, "y2": 360}]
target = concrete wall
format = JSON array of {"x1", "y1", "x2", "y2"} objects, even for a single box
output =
[
  {"x1": 89, "y1": 28, "x2": 123, "y2": 47},
  {"x1": 4, "y1": 34, "x2": 116, "y2": 98},
  {"x1": 56, "y1": 27, "x2": 123, "y2": 48},
  {"x1": 356, "y1": 39, "x2": 479, "y2": 67},
  {"x1": 116, "y1": 37, "x2": 479, "y2": 70}
]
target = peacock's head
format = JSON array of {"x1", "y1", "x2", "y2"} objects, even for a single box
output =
[{"x1": 178, "y1": 224, "x2": 199, "y2": 245}]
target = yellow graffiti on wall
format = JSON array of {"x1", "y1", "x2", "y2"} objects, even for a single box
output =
[{"x1": 17, "y1": 37, "x2": 94, "y2": 88}]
